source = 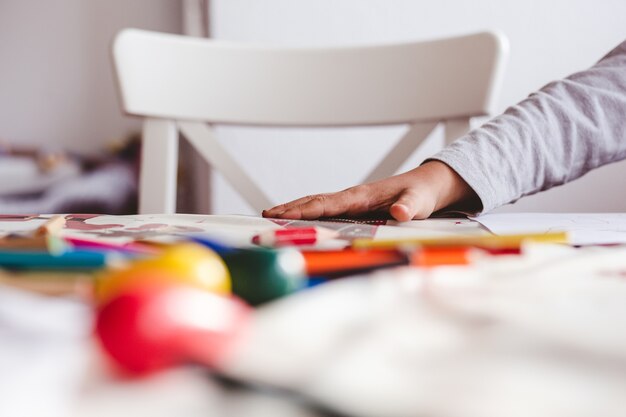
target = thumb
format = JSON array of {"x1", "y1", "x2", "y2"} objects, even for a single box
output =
[{"x1": 389, "y1": 188, "x2": 433, "y2": 221}]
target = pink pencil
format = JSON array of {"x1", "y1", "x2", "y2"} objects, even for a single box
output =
[{"x1": 64, "y1": 237, "x2": 160, "y2": 255}]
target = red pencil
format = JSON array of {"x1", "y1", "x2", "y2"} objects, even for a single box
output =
[{"x1": 251, "y1": 227, "x2": 339, "y2": 247}]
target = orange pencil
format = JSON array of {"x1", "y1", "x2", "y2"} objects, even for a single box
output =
[
  {"x1": 301, "y1": 248, "x2": 407, "y2": 276},
  {"x1": 411, "y1": 247, "x2": 472, "y2": 267},
  {"x1": 302, "y1": 247, "x2": 477, "y2": 278}
]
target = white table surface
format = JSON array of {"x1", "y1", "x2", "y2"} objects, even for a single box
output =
[{"x1": 3, "y1": 216, "x2": 626, "y2": 417}]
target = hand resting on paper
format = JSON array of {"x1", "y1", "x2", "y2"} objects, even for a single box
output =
[{"x1": 262, "y1": 161, "x2": 479, "y2": 222}]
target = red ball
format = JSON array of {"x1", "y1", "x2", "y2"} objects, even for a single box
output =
[{"x1": 95, "y1": 282, "x2": 250, "y2": 375}]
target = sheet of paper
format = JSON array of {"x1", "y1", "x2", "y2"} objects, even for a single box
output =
[
  {"x1": 54, "y1": 214, "x2": 381, "y2": 247},
  {"x1": 0, "y1": 215, "x2": 51, "y2": 236},
  {"x1": 375, "y1": 217, "x2": 488, "y2": 240},
  {"x1": 0, "y1": 214, "x2": 488, "y2": 248},
  {"x1": 60, "y1": 214, "x2": 284, "y2": 246},
  {"x1": 471, "y1": 212, "x2": 626, "y2": 245}
]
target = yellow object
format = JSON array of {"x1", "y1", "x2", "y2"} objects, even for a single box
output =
[
  {"x1": 352, "y1": 231, "x2": 569, "y2": 250},
  {"x1": 0, "y1": 269, "x2": 93, "y2": 298},
  {"x1": 96, "y1": 243, "x2": 230, "y2": 303}
]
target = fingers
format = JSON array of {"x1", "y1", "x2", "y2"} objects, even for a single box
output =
[
  {"x1": 389, "y1": 188, "x2": 436, "y2": 221},
  {"x1": 262, "y1": 195, "x2": 312, "y2": 218},
  {"x1": 279, "y1": 194, "x2": 334, "y2": 219},
  {"x1": 389, "y1": 189, "x2": 418, "y2": 222},
  {"x1": 262, "y1": 194, "x2": 329, "y2": 219},
  {"x1": 263, "y1": 188, "x2": 368, "y2": 220},
  {"x1": 263, "y1": 170, "x2": 440, "y2": 221},
  {"x1": 389, "y1": 202, "x2": 412, "y2": 222}
]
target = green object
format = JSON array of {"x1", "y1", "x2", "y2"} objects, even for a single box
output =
[{"x1": 223, "y1": 247, "x2": 306, "y2": 306}]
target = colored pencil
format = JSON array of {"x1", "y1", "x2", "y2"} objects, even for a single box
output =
[
  {"x1": 0, "y1": 269, "x2": 93, "y2": 297},
  {"x1": 302, "y1": 248, "x2": 408, "y2": 276},
  {"x1": 35, "y1": 215, "x2": 66, "y2": 237},
  {"x1": 252, "y1": 227, "x2": 339, "y2": 247},
  {"x1": 0, "y1": 249, "x2": 111, "y2": 270},
  {"x1": 64, "y1": 236, "x2": 159, "y2": 255},
  {"x1": 352, "y1": 231, "x2": 569, "y2": 250}
]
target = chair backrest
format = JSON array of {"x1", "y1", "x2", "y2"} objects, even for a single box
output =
[
  {"x1": 112, "y1": 29, "x2": 508, "y2": 214},
  {"x1": 115, "y1": 29, "x2": 507, "y2": 126}
]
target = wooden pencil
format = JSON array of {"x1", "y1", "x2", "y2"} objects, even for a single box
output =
[{"x1": 35, "y1": 215, "x2": 67, "y2": 237}]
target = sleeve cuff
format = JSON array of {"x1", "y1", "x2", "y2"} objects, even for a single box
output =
[{"x1": 424, "y1": 149, "x2": 502, "y2": 214}]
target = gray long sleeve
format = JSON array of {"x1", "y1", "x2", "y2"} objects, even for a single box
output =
[{"x1": 431, "y1": 40, "x2": 626, "y2": 213}]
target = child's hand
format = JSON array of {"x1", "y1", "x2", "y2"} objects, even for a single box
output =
[{"x1": 262, "y1": 161, "x2": 478, "y2": 222}]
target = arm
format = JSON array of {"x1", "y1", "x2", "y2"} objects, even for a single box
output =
[
  {"x1": 264, "y1": 40, "x2": 626, "y2": 221},
  {"x1": 431, "y1": 40, "x2": 626, "y2": 213}
]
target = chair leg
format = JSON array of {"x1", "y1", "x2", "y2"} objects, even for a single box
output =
[
  {"x1": 139, "y1": 118, "x2": 179, "y2": 214},
  {"x1": 362, "y1": 122, "x2": 438, "y2": 184},
  {"x1": 178, "y1": 121, "x2": 274, "y2": 213}
]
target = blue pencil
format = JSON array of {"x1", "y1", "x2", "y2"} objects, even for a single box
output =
[
  {"x1": 187, "y1": 235, "x2": 238, "y2": 255},
  {"x1": 0, "y1": 249, "x2": 111, "y2": 270}
]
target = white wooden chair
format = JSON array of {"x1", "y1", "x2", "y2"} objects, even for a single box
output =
[{"x1": 112, "y1": 29, "x2": 508, "y2": 214}]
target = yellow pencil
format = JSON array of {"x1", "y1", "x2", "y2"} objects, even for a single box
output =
[
  {"x1": 352, "y1": 231, "x2": 569, "y2": 250},
  {"x1": 0, "y1": 269, "x2": 93, "y2": 297}
]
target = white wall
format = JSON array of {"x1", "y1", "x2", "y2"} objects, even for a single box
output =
[
  {"x1": 0, "y1": 0, "x2": 181, "y2": 154},
  {"x1": 210, "y1": 0, "x2": 626, "y2": 214}
]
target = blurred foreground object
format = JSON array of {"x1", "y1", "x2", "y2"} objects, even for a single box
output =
[
  {"x1": 95, "y1": 243, "x2": 231, "y2": 304},
  {"x1": 96, "y1": 283, "x2": 250, "y2": 374},
  {"x1": 95, "y1": 243, "x2": 626, "y2": 417}
]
